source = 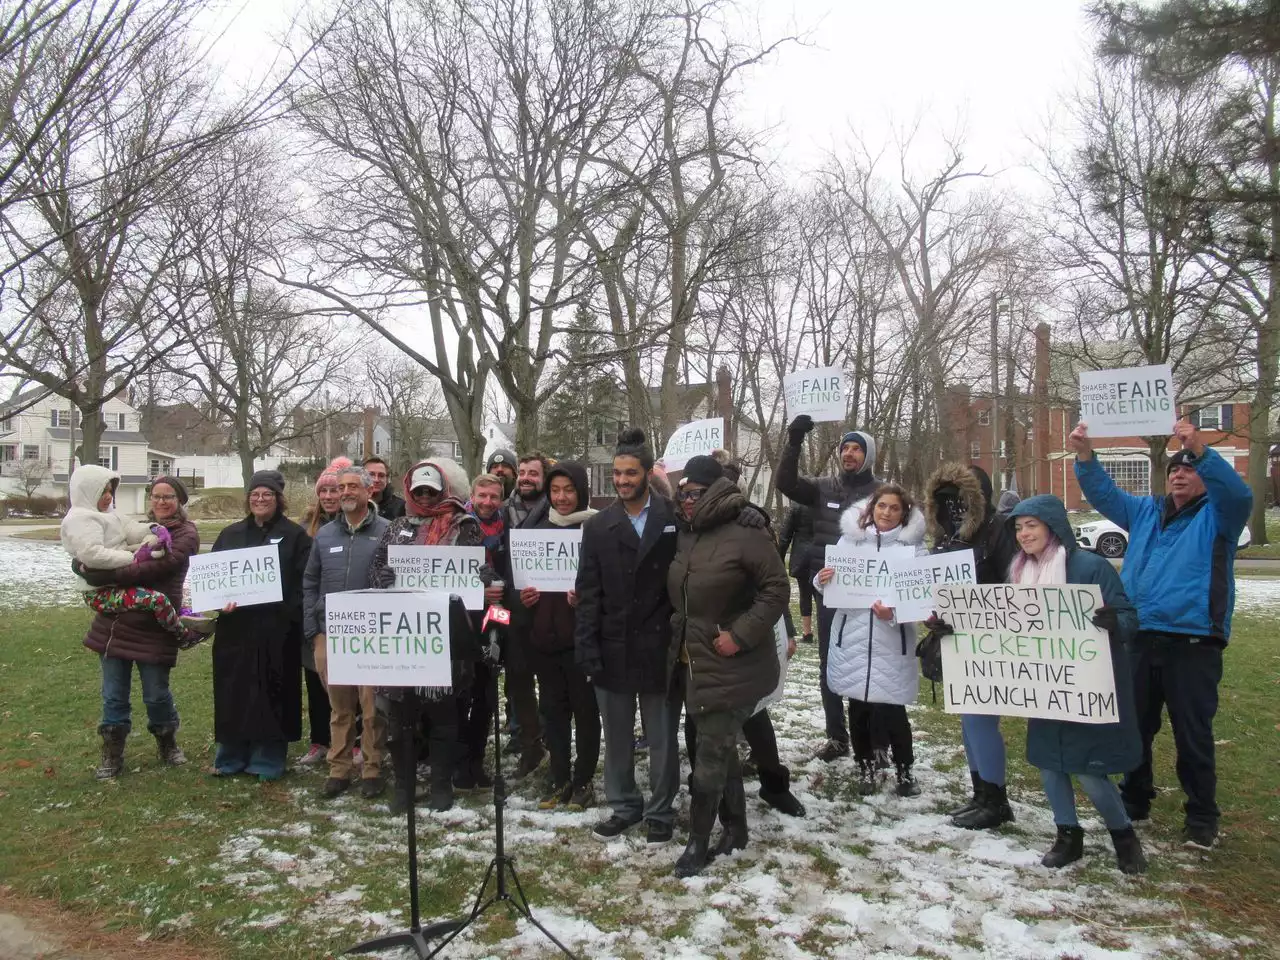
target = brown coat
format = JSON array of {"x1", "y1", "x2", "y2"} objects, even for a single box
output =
[
  {"x1": 667, "y1": 479, "x2": 789, "y2": 715},
  {"x1": 82, "y1": 518, "x2": 200, "y2": 667}
]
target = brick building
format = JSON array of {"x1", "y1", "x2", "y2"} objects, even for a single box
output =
[{"x1": 948, "y1": 324, "x2": 1252, "y2": 510}]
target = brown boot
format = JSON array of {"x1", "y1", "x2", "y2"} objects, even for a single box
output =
[
  {"x1": 150, "y1": 724, "x2": 187, "y2": 766},
  {"x1": 95, "y1": 724, "x2": 128, "y2": 780}
]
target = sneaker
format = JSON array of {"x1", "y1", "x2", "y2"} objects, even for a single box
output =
[
  {"x1": 592, "y1": 814, "x2": 641, "y2": 841},
  {"x1": 815, "y1": 740, "x2": 850, "y2": 763},
  {"x1": 567, "y1": 782, "x2": 595, "y2": 811},
  {"x1": 298, "y1": 743, "x2": 327, "y2": 767},
  {"x1": 1183, "y1": 823, "x2": 1217, "y2": 850},
  {"x1": 646, "y1": 819, "x2": 674, "y2": 845},
  {"x1": 538, "y1": 779, "x2": 571, "y2": 810},
  {"x1": 360, "y1": 777, "x2": 386, "y2": 799},
  {"x1": 632, "y1": 736, "x2": 650, "y2": 752},
  {"x1": 321, "y1": 777, "x2": 350, "y2": 798}
]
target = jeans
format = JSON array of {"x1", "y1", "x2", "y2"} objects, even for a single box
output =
[
  {"x1": 960, "y1": 713, "x2": 1005, "y2": 785},
  {"x1": 596, "y1": 686, "x2": 681, "y2": 826},
  {"x1": 99, "y1": 655, "x2": 178, "y2": 730},
  {"x1": 215, "y1": 740, "x2": 288, "y2": 779},
  {"x1": 1120, "y1": 633, "x2": 1223, "y2": 829},
  {"x1": 1041, "y1": 769, "x2": 1130, "y2": 830}
]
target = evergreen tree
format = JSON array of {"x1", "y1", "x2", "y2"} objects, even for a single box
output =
[{"x1": 540, "y1": 304, "x2": 623, "y2": 462}]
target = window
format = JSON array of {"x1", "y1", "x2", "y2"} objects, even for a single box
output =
[
  {"x1": 969, "y1": 441, "x2": 981, "y2": 460},
  {"x1": 22, "y1": 444, "x2": 40, "y2": 460},
  {"x1": 115, "y1": 412, "x2": 127, "y2": 430},
  {"x1": 452, "y1": 442, "x2": 462, "y2": 461},
  {"x1": 977, "y1": 409, "x2": 991, "y2": 427},
  {"x1": 1189, "y1": 405, "x2": 1234, "y2": 432},
  {"x1": 595, "y1": 425, "x2": 605, "y2": 446},
  {"x1": 1099, "y1": 457, "x2": 1150, "y2": 496},
  {"x1": 96, "y1": 446, "x2": 118, "y2": 471},
  {"x1": 0, "y1": 415, "x2": 11, "y2": 433},
  {"x1": 998, "y1": 440, "x2": 1009, "y2": 460},
  {"x1": 374, "y1": 439, "x2": 381, "y2": 455},
  {"x1": 0, "y1": 445, "x2": 15, "y2": 461},
  {"x1": 49, "y1": 409, "x2": 82, "y2": 428}
]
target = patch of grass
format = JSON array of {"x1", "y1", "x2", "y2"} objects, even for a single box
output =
[{"x1": 13, "y1": 520, "x2": 245, "y2": 548}]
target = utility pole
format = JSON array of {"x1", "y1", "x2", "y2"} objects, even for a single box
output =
[{"x1": 990, "y1": 293, "x2": 1001, "y2": 499}]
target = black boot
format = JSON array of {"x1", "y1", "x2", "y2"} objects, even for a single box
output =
[
  {"x1": 758, "y1": 767, "x2": 806, "y2": 817},
  {"x1": 1110, "y1": 827, "x2": 1148, "y2": 875},
  {"x1": 854, "y1": 760, "x2": 879, "y2": 796},
  {"x1": 952, "y1": 780, "x2": 1014, "y2": 830},
  {"x1": 713, "y1": 777, "x2": 749, "y2": 858},
  {"x1": 95, "y1": 724, "x2": 127, "y2": 780},
  {"x1": 149, "y1": 724, "x2": 186, "y2": 766},
  {"x1": 894, "y1": 764, "x2": 921, "y2": 798},
  {"x1": 1041, "y1": 825, "x2": 1084, "y2": 868},
  {"x1": 675, "y1": 790, "x2": 718, "y2": 878},
  {"x1": 947, "y1": 770, "x2": 982, "y2": 816}
]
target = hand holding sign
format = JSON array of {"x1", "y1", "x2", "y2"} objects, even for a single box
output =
[
  {"x1": 1172, "y1": 419, "x2": 1206, "y2": 457},
  {"x1": 784, "y1": 367, "x2": 847, "y2": 422},
  {"x1": 1067, "y1": 422, "x2": 1093, "y2": 461}
]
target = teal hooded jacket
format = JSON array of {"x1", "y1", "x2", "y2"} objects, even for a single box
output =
[{"x1": 1007, "y1": 495, "x2": 1141, "y2": 776}]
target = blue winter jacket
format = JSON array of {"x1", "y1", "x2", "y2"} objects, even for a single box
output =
[
  {"x1": 1074, "y1": 447, "x2": 1252, "y2": 643},
  {"x1": 1008, "y1": 496, "x2": 1141, "y2": 777}
]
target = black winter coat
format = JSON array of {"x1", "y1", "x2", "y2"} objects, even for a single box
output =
[
  {"x1": 574, "y1": 494, "x2": 680, "y2": 695},
  {"x1": 776, "y1": 503, "x2": 815, "y2": 578},
  {"x1": 209, "y1": 512, "x2": 311, "y2": 744},
  {"x1": 775, "y1": 443, "x2": 879, "y2": 579}
]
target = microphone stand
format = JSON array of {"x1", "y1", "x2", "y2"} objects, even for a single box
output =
[{"x1": 420, "y1": 648, "x2": 579, "y2": 959}]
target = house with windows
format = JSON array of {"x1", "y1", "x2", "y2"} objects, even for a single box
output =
[
  {"x1": 0, "y1": 390, "x2": 177, "y2": 512},
  {"x1": 343, "y1": 409, "x2": 463, "y2": 470},
  {"x1": 947, "y1": 325, "x2": 1252, "y2": 509}
]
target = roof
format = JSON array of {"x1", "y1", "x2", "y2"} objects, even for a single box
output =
[
  {"x1": 47, "y1": 428, "x2": 147, "y2": 443},
  {"x1": 0, "y1": 385, "x2": 51, "y2": 415}
]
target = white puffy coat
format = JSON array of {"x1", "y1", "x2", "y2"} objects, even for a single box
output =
[
  {"x1": 60, "y1": 464, "x2": 152, "y2": 588},
  {"x1": 815, "y1": 498, "x2": 926, "y2": 705}
]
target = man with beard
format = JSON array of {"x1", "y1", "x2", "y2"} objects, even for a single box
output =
[
  {"x1": 575, "y1": 429, "x2": 683, "y2": 844},
  {"x1": 303, "y1": 464, "x2": 391, "y2": 799},
  {"x1": 362, "y1": 457, "x2": 406, "y2": 521},
  {"x1": 486, "y1": 449, "x2": 518, "y2": 498},
  {"x1": 498, "y1": 452, "x2": 550, "y2": 778},
  {"x1": 775, "y1": 415, "x2": 881, "y2": 761}
]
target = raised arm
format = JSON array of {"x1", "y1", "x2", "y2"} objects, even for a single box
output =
[
  {"x1": 775, "y1": 416, "x2": 822, "y2": 508},
  {"x1": 1069, "y1": 421, "x2": 1143, "y2": 529}
]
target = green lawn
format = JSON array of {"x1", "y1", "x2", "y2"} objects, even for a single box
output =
[
  {"x1": 12, "y1": 520, "x2": 238, "y2": 546},
  {"x1": 0, "y1": 606, "x2": 1276, "y2": 957}
]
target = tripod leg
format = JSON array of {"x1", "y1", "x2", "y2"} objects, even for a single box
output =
[{"x1": 501, "y1": 860, "x2": 581, "y2": 960}]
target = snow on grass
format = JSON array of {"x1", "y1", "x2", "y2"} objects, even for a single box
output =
[{"x1": 198, "y1": 650, "x2": 1245, "y2": 959}]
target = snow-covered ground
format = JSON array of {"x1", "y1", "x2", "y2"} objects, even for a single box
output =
[{"x1": 192, "y1": 649, "x2": 1252, "y2": 959}]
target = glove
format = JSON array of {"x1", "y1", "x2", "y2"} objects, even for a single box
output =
[
  {"x1": 737, "y1": 505, "x2": 768, "y2": 529},
  {"x1": 580, "y1": 659, "x2": 603, "y2": 682},
  {"x1": 923, "y1": 614, "x2": 954, "y2": 637},
  {"x1": 786, "y1": 414, "x2": 814, "y2": 446},
  {"x1": 1091, "y1": 606, "x2": 1121, "y2": 633}
]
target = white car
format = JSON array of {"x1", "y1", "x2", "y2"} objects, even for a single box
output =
[{"x1": 1074, "y1": 518, "x2": 1251, "y2": 558}]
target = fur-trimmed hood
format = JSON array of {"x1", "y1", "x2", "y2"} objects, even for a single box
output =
[
  {"x1": 925, "y1": 462, "x2": 989, "y2": 545},
  {"x1": 839, "y1": 496, "x2": 927, "y2": 546},
  {"x1": 401, "y1": 457, "x2": 470, "y2": 509}
]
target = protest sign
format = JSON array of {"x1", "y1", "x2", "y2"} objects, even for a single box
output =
[
  {"x1": 1078, "y1": 364, "x2": 1176, "y2": 437},
  {"x1": 187, "y1": 545, "x2": 282, "y2": 612},
  {"x1": 325, "y1": 590, "x2": 452, "y2": 687},
  {"x1": 888, "y1": 549, "x2": 976, "y2": 623},
  {"x1": 934, "y1": 583, "x2": 1117, "y2": 724},
  {"x1": 822, "y1": 544, "x2": 913, "y2": 608},
  {"x1": 753, "y1": 617, "x2": 790, "y2": 715},
  {"x1": 784, "y1": 366, "x2": 847, "y2": 422},
  {"x1": 661, "y1": 418, "x2": 724, "y2": 471},
  {"x1": 386, "y1": 545, "x2": 485, "y2": 610},
  {"x1": 508, "y1": 529, "x2": 582, "y2": 592}
]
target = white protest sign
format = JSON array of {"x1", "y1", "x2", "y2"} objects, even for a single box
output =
[
  {"x1": 386, "y1": 545, "x2": 485, "y2": 610},
  {"x1": 934, "y1": 583, "x2": 1117, "y2": 724},
  {"x1": 325, "y1": 590, "x2": 451, "y2": 687},
  {"x1": 187, "y1": 545, "x2": 282, "y2": 612},
  {"x1": 661, "y1": 418, "x2": 724, "y2": 471},
  {"x1": 508, "y1": 529, "x2": 582, "y2": 592},
  {"x1": 1078, "y1": 364, "x2": 1176, "y2": 437},
  {"x1": 822, "y1": 544, "x2": 913, "y2": 608},
  {"x1": 753, "y1": 617, "x2": 790, "y2": 716},
  {"x1": 784, "y1": 366, "x2": 847, "y2": 422},
  {"x1": 888, "y1": 549, "x2": 976, "y2": 623}
]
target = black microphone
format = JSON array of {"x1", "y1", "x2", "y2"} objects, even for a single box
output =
[{"x1": 480, "y1": 604, "x2": 511, "y2": 666}]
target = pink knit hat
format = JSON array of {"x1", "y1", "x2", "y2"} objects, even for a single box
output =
[{"x1": 315, "y1": 456, "x2": 353, "y2": 493}]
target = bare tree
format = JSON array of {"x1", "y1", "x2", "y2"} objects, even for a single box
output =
[{"x1": 365, "y1": 345, "x2": 447, "y2": 474}]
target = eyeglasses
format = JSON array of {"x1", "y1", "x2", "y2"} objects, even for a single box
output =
[
  {"x1": 248, "y1": 492, "x2": 277, "y2": 502},
  {"x1": 677, "y1": 487, "x2": 706, "y2": 503},
  {"x1": 150, "y1": 494, "x2": 178, "y2": 502}
]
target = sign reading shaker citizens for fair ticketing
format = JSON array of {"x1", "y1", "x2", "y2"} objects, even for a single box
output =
[
  {"x1": 821, "y1": 544, "x2": 913, "y2": 608},
  {"x1": 186, "y1": 545, "x2": 283, "y2": 612},
  {"x1": 508, "y1": 529, "x2": 583, "y2": 592},
  {"x1": 386, "y1": 545, "x2": 485, "y2": 610},
  {"x1": 889, "y1": 550, "x2": 976, "y2": 623},
  {"x1": 324, "y1": 590, "x2": 452, "y2": 687},
  {"x1": 661, "y1": 418, "x2": 724, "y2": 471},
  {"x1": 934, "y1": 583, "x2": 1118, "y2": 724},
  {"x1": 1078, "y1": 364, "x2": 1177, "y2": 437},
  {"x1": 784, "y1": 367, "x2": 847, "y2": 422}
]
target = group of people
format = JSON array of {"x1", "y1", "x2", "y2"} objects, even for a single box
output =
[{"x1": 66, "y1": 409, "x2": 1249, "y2": 880}]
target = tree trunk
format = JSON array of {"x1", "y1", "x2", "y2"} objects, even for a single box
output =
[{"x1": 1148, "y1": 439, "x2": 1169, "y2": 496}]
